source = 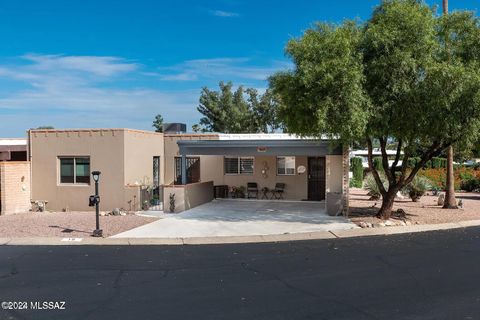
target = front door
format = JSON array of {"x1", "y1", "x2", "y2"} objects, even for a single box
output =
[{"x1": 308, "y1": 157, "x2": 326, "y2": 201}]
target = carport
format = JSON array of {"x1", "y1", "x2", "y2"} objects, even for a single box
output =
[{"x1": 174, "y1": 137, "x2": 350, "y2": 217}]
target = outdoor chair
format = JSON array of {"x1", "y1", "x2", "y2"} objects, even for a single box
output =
[
  {"x1": 272, "y1": 183, "x2": 286, "y2": 200},
  {"x1": 247, "y1": 182, "x2": 259, "y2": 199}
]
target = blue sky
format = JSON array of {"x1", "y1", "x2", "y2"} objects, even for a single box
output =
[{"x1": 0, "y1": 0, "x2": 479, "y2": 137}]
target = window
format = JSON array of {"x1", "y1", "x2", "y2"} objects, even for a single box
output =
[
  {"x1": 224, "y1": 157, "x2": 254, "y2": 175},
  {"x1": 277, "y1": 156, "x2": 295, "y2": 175},
  {"x1": 59, "y1": 157, "x2": 90, "y2": 184},
  {"x1": 174, "y1": 157, "x2": 200, "y2": 184}
]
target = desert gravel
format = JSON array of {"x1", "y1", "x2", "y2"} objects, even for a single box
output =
[
  {"x1": 349, "y1": 188, "x2": 480, "y2": 225},
  {"x1": 0, "y1": 211, "x2": 158, "y2": 238}
]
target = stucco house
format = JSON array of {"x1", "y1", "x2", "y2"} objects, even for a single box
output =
[{"x1": 25, "y1": 126, "x2": 349, "y2": 216}]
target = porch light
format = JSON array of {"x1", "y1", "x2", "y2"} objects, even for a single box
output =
[{"x1": 92, "y1": 171, "x2": 101, "y2": 183}]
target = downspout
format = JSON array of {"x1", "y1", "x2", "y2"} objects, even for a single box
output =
[{"x1": 27, "y1": 130, "x2": 33, "y2": 204}]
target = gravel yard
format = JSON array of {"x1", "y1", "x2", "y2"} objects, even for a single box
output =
[
  {"x1": 0, "y1": 212, "x2": 158, "y2": 238},
  {"x1": 349, "y1": 188, "x2": 480, "y2": 226}
]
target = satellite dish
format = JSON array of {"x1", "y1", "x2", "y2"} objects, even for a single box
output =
[{"x1": 297, "y1": 165, "x2": 306, "y2": 174}]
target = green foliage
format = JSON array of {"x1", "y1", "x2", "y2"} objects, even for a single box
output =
[
  {"x1": 431, "y1": 157, "x2": 447, "y2": 168},
  {"x1": 152, "y1": 114, "x2": 164, "y2": 133},
  {"x1": 461, "y1": 177, "x2": 480, "y2": 192},
  {"x1": 363, "y1": 172, "x2": 388, "y2": 200},
  {"x1": 402, "y1": 176, "x2": 432, "y2": 202},
  {"x1": 195, "y1": 82, "x2": 281, "y2": 133},
  {"x1": 231, "y1": 186, "x2": 246, "y2": 198},
  {"x1": 270, "y1": 0, "x2": 480, "y2": 216},
  {"x1": 350, "y1": 157, "x2": 364, "y2": 188},
  {"x1": 373, "y1": 157, "x2": 383, "y2": 172},
  {"x1": 169, "y1": 193, "x2": 175, "y2": 212}
]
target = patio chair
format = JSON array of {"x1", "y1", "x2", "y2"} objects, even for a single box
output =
[
  {"x1": 272, "y1": 183, "x2": 286, "y2": 200},
  {"x1": 247, "y1": 182, "x2": 259, "y2": 199}
]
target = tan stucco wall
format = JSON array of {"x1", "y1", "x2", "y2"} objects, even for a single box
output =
[
  {"x1": 30, "y1": 130, "x2": 126, "y2": 211},
  {"x1": 164, "y1": 181, "x2": 214, "y2": 213},
  {"x1": 326, "y1": 155, "x2": 343, "y2": 193},
  {"x1": 163, "y1": 134, "x2": 219, "y2": 185},
  {"x1": 0, "y1": 162, "x2": 31, "y2": 215},
  {"x1": 123, "y1": 131, "x2": 164, "y2": 186}
]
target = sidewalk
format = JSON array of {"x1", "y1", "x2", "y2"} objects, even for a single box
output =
[{"x1": 2, "y1": 219, "x2": 480, "y2": 246}]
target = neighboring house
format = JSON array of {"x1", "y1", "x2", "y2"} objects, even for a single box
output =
[
  {"x1": 350, "y1": 149, "x2": 403, "y2": 169},
  {"x1": 26, "y1": 126, "x2": 350, "y2": 215},
  {"x1": 0, "y1": 138, "x2": 30, "y2": 215}
]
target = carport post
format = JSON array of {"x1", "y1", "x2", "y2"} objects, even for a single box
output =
[{"x1": 181, "y1": 154, "x2": 187, "y2": 185}]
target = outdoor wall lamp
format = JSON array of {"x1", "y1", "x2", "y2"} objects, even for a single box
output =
[
  {"x1": 90, "y1": 171, "x2": 102, "y2": 237},
  {"x1": 92, "y1": 171, "x2": 101, "y2": 183}
]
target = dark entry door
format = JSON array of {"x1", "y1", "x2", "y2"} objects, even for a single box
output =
[{"x1": 308, "y1": 157, "x2": 326, "y2": 201}]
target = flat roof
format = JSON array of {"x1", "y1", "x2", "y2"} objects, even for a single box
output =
[{"x1": 178, "y1": 139, "x2": 343, "y2": 156}]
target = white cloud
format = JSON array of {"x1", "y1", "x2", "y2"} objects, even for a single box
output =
[
  {"x1": 158, "y1": 57, "x2": 291, "y2": 82},
  {"x1": 0, "y1": 54, "x2": 198, "y2": 135},
  {"x1": 211, "y1": 10, "x2": 239, "y2": 17},
  {"x1": 22, "y1": 54, "x2": 138, "y2": 76},
  {"x1": 0, "y1": 54, "x2": 291, "y2": 136}
]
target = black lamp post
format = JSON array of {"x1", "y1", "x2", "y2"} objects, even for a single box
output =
[{"x1": 91, "y1": 171, "x2": 103, "y2": 237}]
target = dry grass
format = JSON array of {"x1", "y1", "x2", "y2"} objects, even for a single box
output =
[
  {"x1": 0, "y1": 211, "x2": 158, "y2": 238},
  {"x1": 349, "y1": 188, "x2": 480, "y2": 225}
]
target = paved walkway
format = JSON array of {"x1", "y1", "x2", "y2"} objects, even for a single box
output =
[{"x1": 112, "y1": 199, "x2": 357, "y2": 238}]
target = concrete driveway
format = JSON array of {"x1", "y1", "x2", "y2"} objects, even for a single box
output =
[{"x1": 112, "y1": 199, "x2": 357, "y2": 238}]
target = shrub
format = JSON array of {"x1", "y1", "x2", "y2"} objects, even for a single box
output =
[
  {"x1": 350, "y1": 157, "x2": 364, "y2": 188},
  {"x1": 363, "y1": 172, "x2": 388, "y2": 200},
  {"x1": 373, "y1": 157, "x2": 383, "y2": 171},
  {"x1": 402, "y1": 176, "x2": 432, "y2": 202},
  {"x1": 461, "y1": 177, "x2": 480, "y2": 192}
]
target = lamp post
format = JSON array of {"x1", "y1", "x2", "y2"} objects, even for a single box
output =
[{"x1": 91, "y1": 171, "x2": 103, "y2": 237}]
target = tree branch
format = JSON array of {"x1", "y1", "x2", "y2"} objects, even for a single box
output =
[
  {"x1": 403, "y1": 141, "x2": 445, "y2": 186},
  {"x1": 367, "y1": 137, "x2": 387, "y2": 196},
  {"x1": 390, "y1": 138, "x2": 403, "y2": 178},
  {"x1": 379, "y1": 137, "x2": 395, "y2": 185}
]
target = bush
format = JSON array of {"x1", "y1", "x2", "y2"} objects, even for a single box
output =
[
  {"x1": 402, "y1": 176, "x2": 431, "y2": 202},
  {"x1": 363, "y1": 172, "x2": 388, "y2": 200},
  {"x1": 350, "y1": 157, "x2": 364, "y2": 188},
  {"x1": 373, "y1": 157, "x2": 383, "y2": 171},
  {"x1": 460, "y1": 177, "x2": 480, "y2": 192}
]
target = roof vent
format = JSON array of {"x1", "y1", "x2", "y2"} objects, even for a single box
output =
[{"x1": 163, "y1": 123, "x2": 187, "y2": 134}]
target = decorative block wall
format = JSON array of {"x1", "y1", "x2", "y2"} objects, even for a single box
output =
[{"x1": 0, "y1": 162, "x2": 31, "y2": 215}]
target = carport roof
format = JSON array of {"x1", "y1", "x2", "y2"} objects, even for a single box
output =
[{"x1": 177, "y1": 139, "x2": 343, "y2": 156}]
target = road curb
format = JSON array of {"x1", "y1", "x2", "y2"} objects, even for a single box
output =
[{"x1": 2, "y1": 220, "x2": 480, "y2": 245}]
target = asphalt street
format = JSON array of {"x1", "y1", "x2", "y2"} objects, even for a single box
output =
[{"x1": 1, "y1": 227, "x2": 480, "y2": 320}]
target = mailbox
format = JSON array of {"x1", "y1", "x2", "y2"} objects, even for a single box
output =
[{"x1": 88, "y1": 195, "x2": 100, "y2": 207}]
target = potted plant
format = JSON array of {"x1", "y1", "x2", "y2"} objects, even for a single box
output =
[{"x1": 235, "y1": 186, "x2": 246, "y2": 198}]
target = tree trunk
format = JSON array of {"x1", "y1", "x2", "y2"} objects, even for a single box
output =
[
  {"x1": 443, "y1": 145, "x2": 458, "y2": 209},
  {"x1": 377, "y1": 188, "x2": 397, "y2": 219}
]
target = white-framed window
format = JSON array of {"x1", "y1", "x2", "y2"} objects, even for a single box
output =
[
  {"x1": 277, "y1": 156, "x2": 295, "y2": 175},
  {"x1": 224, "y1": 156, "x2": 254, "y2": 175},
  {"x1": 59, "y1": 157, "x2": 90, "y2": 184}
]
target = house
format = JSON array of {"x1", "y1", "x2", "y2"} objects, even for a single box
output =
[
  {"x1": 0, "y1": 138, "x2": 30, "y2": 215},
  {"x1": 26, "y1": 125, "x2": 350, "y2": 216},
  {"x1": 350, "y1": 149, "x2": 403, "y2": 169}
]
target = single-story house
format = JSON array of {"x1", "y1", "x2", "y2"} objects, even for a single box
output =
[{"x1": 25, "y1": 126, "x2": 350, "y2": 216}]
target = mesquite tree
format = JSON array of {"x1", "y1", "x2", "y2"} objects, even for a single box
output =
[{"x1": 270, "y1": 0, "x2": 480, "y2": 219}]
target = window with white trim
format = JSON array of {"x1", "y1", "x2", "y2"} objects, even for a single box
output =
[
  {"x1": 277, "y1": 156, "x2": 295, "y2": 175},
  {"x1": 59, "y1": 157, "x2": 90, "y2": 184},
  {"x1": 224, "y1": 157, "x2": 254, "y2": 175}
]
